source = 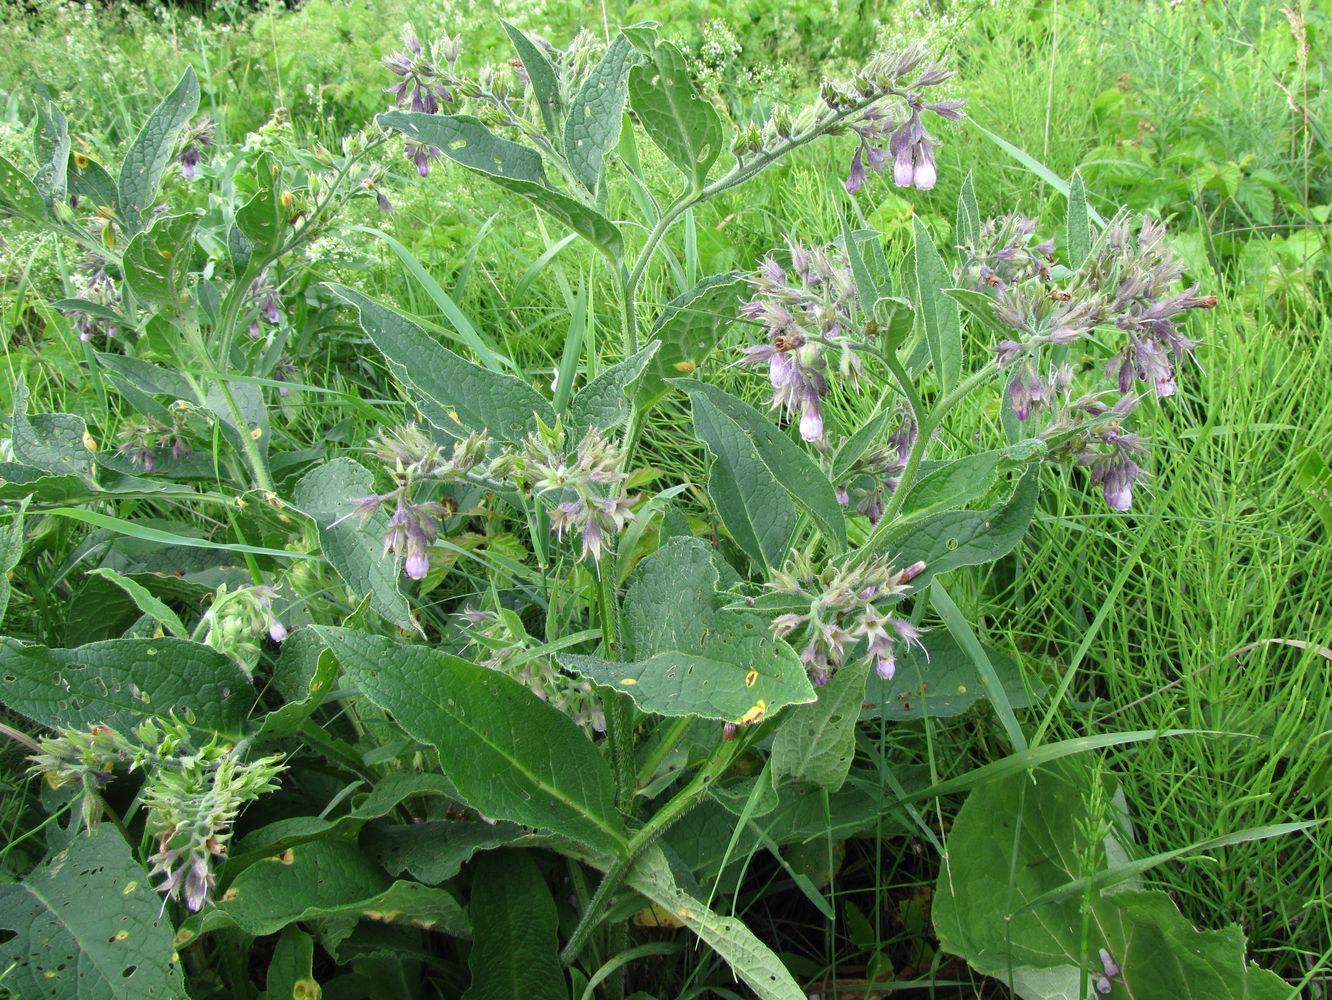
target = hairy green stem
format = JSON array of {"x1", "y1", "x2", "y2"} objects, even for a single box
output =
[
  {"x1": 596, "y1": 557, "x2": 636, "y2": 812},
  {"x1": 635, "y1": 715, "x2": 694, "y2": 788}
]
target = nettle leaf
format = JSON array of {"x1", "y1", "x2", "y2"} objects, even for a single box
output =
[
  {"x1": 291, "y1": 458, "x2": 415, "y2": 632},
  {"x1": 570, "y1": 340, "x2": 659, "y2": 435},
  {"x1": 627, "y1": 38, "x2": 723, "y2": 193},
  {"x1": 875, "y1": 470, "x2": 1039, "y2": 585},
  {"x1": 502, "y1": 21, "x2": 562, "y2": 137},
  {"x1": 0, "y1": 825, "x2": 185, "y2": 999},
  {"x1": 559, "y1": 536, "x2": 815, "y2": 723},
  {"x1": 1066, "y1": 169, "x2": 1092, "y2": 270},
  {"x1": 564, "y1": 33, "x2": 639, "y2": 194},
  {"x1": 11, "y1": 376, "x2": 95, "y2": 480},
  {"x1": 201, "y1": 840, "x2": 469, "y2": 940},
  {"x1": 235, "y1": 151, "x2": 285, "y2": 258},
  {"x1": 860, "y1": 630, "x2": 1038, "y2": 721},
  {"x1": 0, "y1": 153, "x2": 48, "y2": 222},
  {"x1": 912, "y1": 216, "x2": 962, "y2": 394},
  {"x1": 771, "y1": 658, "x2": 867, "y2": 791},
  {"x1": 0, "y1": 636, "x2": 251, "y2": 735},
  {"x1": 376, "y1": 112, "x2": 623, "y2": 259},
  {"x1": 122, "y1": 211, "x2": 199, "y2": 311},
  {"x1": 327, "y1": 283, "x2": 553, "y2": 443},
  {"x1": 640, "y1": 272, "x2": 744, "y2": 405},
  {"x1": 33, "y1": 98, "x2": 71, "y2": 207},
  {"x1": 313, "y1": 627, "x2": 628, "y2": 857},
  {"x1": 676, "y1": 381, "x2": 847, "y2": 559},
  {"x1": 934, "y1": 761, "x2": 1293, "y2": 1000},
  {"x1": 628, "y1": 846, "x2": 805, "y2": 1000},
  {"x1": 118, "y1": 65, "x2": 200, "y2": 234},
  {"x1": 462, "y1": 851, "x2": 565, "y2": 1000},
  {"x1": 955, "y1": 170, "x2": 980, "y2": 251}
]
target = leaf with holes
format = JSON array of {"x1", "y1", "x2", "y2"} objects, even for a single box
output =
[
  {"x1": 627, "y1": 38, "x2": 722, "y2": 192},
  {"x1": 564, "y1": 33, "x2": 639, "y2": 194},
  {"x1": 118, "y1": 66, "x2": 199, "y2": 234},
  {"x1": 0, "y1": 153, "x2": 48, "y2": 223},
  {"x1": 313, "y1": 627, "x2": 628, "y2": 857},
  {"x1": 0, "y1": 635, "x2": 252, "y2": 736},
  {"x1": 560, "y1": 536, "x2": 815, "y2": 722},
  {"x1": 292, "y1": 458, "x2": 414, "y2": 631},
  {"x1": 122, "y1": 212, "x2": 199, "y2": 311},
  {"x1": 0, "y1": 825, "x2": 185, "y2": 998},
  {"x1": 11, "y1": 376, "x2": 95, "y2": 481},
  {"x1": 33, "y1": 98, "x2": 71, "y2": 207}
]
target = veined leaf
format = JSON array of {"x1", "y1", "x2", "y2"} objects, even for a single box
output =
[
  {"x1": 265, "y1": 928, "x2": 319, "y2": 1000},
  {"x1": 11, "y1": 375, "x2": 95, "y2": 481},
  {"x1": 0, "y1": 499, "x2": 27, "y2": 627},
  {"x1": 571, "y1": 340, "x2": 659, "y2": 435},
  {"x1": 326, "y1": 282, "x2": 553, "y2": 442},
  {"x1": 0, "y1": 825, "x2": 185, "y2": 998},
  {"x1": 502, "y1": 21, "x2": 563, "y2": 137},
  {"x1": 640, "y1": 272, "x2": 744, "y2": 405},
  {"x1": 122, "y1": 212, "x2": 199, "y2": 311},
  {"x1": 560, "y1": 536, "x2": 815, "y2": 722},
  {"x1": 912, "y1": 216, "x2": 962, "y2": 394},
  {"x1": 67, "y1": 152, "x2": 118, "y2": 213},
  {"x1": 772, "y1": 658, "x2": 867, "y2": 790},
  {"x1": 235, "y1": 151, "x2": 285, "y2": 258},
  {"x1": 118, "y1": 66, "x2": 200, "y2": 234},
  {"x1": 0, "y1": 153, "x2": 49, "y2": 223},
  {"x1": 313, "y1": 627, "x2": 628, "y2": 856},
  {"x1": 955, "y1": 170, "x2": 980, "y2": 250},
  {"x1": 33, "y1": 98, "x2": 71, "y2": 207},
  {"x1": 462, "y1": 851, "x2": 565, "y2": 1000},
  {"x1": 1066, "y1": 169, "x2": 1092, "y2": 270},
  {"x1": 627, "y1": 38, "x2": 722, "y2": 193},
  {"x1": 564, "y1": 33, "x2": 639, "y2": 194}
]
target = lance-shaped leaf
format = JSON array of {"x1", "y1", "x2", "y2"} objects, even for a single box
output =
[
  {"x1": 560, "y1": 536, "x2": 815, "y2": 723},
  {"x1": 860, "y1": 630, "x2": 1039, "y2": 721},
  {"x1": 934, "y1": 761, "x2": 1293, "y2": 1000},
  {"x1": 955, "y1": 170, "x2": 980, "y2": 251},
  {"x1": 376, "y1": 112, "x2": 622, "y2": 259},
  {"x1": 265, "y1": 928, "x2": 319, "y2": 1000},
  {"x1": 0, "y1": 825, "x2": 186, "y2": 999},
  {"x1": 0, "y1": 635, "x2": 252, "y2": 736},
  {"x1": 463, "y1": 851, "x2": 565, "y2": 1000},
  {"x1": 564, "y1": 33, "x2": 639, "y2": 194},
  {"x1": 627, "y1": 38, "x2": 722, "y2": 192},
  {"x1": 912, "y1": 216, "x2": 962, "y2": 393},
  {"x1": 502, "y1": 21, "x2": 562, "y2": 137},
  {"x1": 0, "y1": 153, "x2": 48, "y2": 223},
  {"x1": 313, "y1": 627, "x2": 628, "y2": 857},
  {"x1": 367, "y1": 819, "x2": 527, "y2": 886},
  {"x1": 94, "y1": 351, "x2": 195, "y2": 400},
  {"x1": 235, "y1": 151, "x2": 285, "y2": 258},
  {"x1": 291, "y1": 458, "x2": 414, "y2": 632},
  {"x1": 628, "y1": 846, "x2": 805, "y2": 1000},
  {"x1": 570, "y1": 340, "x2": 659, "y2": 435},
  {"x1": 772, "y1": 658, "x2": 868, "y2": 791},
  {"x1": 899, "y1": 441, "x2": 1046, "y2": 520},
  {"x1": 122, "y1": 211, "x2": 199, "y2": 311},
  {"x1": 118, "y1": 65, "x2": 200, "y2": 234},
  {"x1": 0, "y1": 499, "x2": 26, "y2": 627},
  {"x1": 205, "y1": 379, "x2": 269, "y2": 463},
  {"x1": 33, "y1": 99, "x2": 71, "y2": 207},
  {"x1": 11, "y1": 376, "x2": 95, "y2": 480},
  {"x1": 639, "y1": 272, "x2": 744, "y2": 405},
  {"x1": 676, "y1": 381, "x2": 847, "y2": 555},
  {"x1": 1066, "y1": 169, "x2": 1092, "y2": 270},
  {"x1": 326, "y1": 283, "x2": 553, "y2": 442}
]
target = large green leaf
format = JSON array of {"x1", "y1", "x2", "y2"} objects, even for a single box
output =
[
  {"x1": 502, "y1": 21, "x2": 563, "y2": 137},
  {"x1": 312, "y1": 627, "x2": 628, "y2": 857},
  {"x1": 200, "y1": 839, "x2": 469, "y2": 940},
  {"x1": 639, "y1": 272, "x2": 744, "y2": 405},
  {"x1": 676, "y1": 381, "x2": 846, "y2": 556},
  {"x1": 560, "y1": 536, "x2": 815, "y2": 723},
  {"x1": 0, "y1": 153, "x2": 49, "y2": 222},
  {"x1": 627, "y1": 846, "x2": 805, "y2": 1000},
  {"x1": 570, "y1": 340, "x2": 658, "y2": 435},
  {"x1": 122, "y1": 212, "x2": 199, "y2": 311},
  {"x1": 860, "y1": 630, "x2": 1038, "y2": 721},
  {"x1": 873, "y1": 470, "x2": 1039, "y2": 583},
  {"x1": 204, "y1": 380, "x2": 269, "y2": 464},
  {"x1": 564, "y1": 33, "x2": 639, "y2": 194},
  {"x1": 627, "y1": 38, "x2": 723, "y2": 192},
  {"x1": 118, "y1": 66, "x2": 199, "y2": 234},
  {"x1": 11, "y1": 376, "x2": 94, "y2": 480},
  {"x1": 771, "y1": 658, "x2": 867, "y2": 790},
  {"x1": 912, "y1": 216, "x2": 962, "y2": 393},
  {"x1": 67, "y1": 153, "x2": 119, "y2": 214},
  {"x1": 0, "y1": 635, "x2": 252, "y2": 736},
  {"x1": 1066, "y1": 169, "x2": 1092, "y2": 270},
  {"x1": 934, "y1": 761, "x2": 1293, "y2": 1000},
  {"x1": 367, "y1": 819, "x2": 527, "y2": 886},
  {"x1": 33, "y1": 98, "x2": 71, "y2": 207},
  {"x1": 0, "y1": 499, "x2": 26, "y2": 627},
  {"x1": 235, "y1": 151, "x2": 284, "y2": 258},
  {"x1": 291, "y1": 458, "x2": 414, "y2": 631},
  {"x1": 326, "y1": 283, "x2": 553, "y2": 442},
  {"x1": 0, "y1": 826, "x2": 185, "y2": 999},
  {"x1": 376, "y1": 112, "x2": 623, "y2": 258},
  {"x1": 899, "y1": 441, "x2": 1046, "y2": 520},
  {"x1": 955, "y1": 170, "x2": 980, "y2": 251},
  {"x1": 462, "y1": 851, "x2": 565, "y2": 1000}
]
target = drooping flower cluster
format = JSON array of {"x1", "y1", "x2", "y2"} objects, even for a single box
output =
[
  {"x1": 245, "y1": 271, "x2": 283, "y2": 340},
  {"x1": 1037, "y1": 386, "x2": 1151, "y2": 511},
  {"x1": 176, "y1": 118, "x2": 215, "y2": 181},
  {"x1": 382, "y1": 24, "x2": 464, "y2": 175},
  {"x1": 115, "y1": 415, "x2": 191, "y2": 472},
  {"x1": 514, "y1": 424, "x2": 638, "y2": 564},
  {"x1": 739, "y1": 239, "x2": 863, "y2": 442},
  {"x1": 64, "y1": 255, "x2": 121, "y2": 342},
  {"x1": 836, "y1": 409, "x2": 918, "y2": 523},
  {"x1": 348, "y1": 425, "x2": 492, "y2": 580},
  {"x1": 30, "y1": 718, "x2": 284, "y2": 913},
  {"x1": 965, "y1": 212, "x2": 1215, "y2": 509},
  {"x1": 197, "y1": 583, "x2": 289, "y2": 677},
  {"x1": 458, "y1": 608, "x2": 606, "y2": 731},
  {"x1": 768, "y1": 555, "x2": 927, "y2": 685}
]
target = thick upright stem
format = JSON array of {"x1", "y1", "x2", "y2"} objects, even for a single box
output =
[{"x1": 596, "y1": 558, "x2": 635, "y2": 812}]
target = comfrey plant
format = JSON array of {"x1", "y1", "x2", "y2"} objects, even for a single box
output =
[{"x1": 0, "y1": 22, "x2": 1244, "y2": 1000}]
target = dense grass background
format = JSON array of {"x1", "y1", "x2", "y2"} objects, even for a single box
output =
[{"x1": 2, "y1": 0, "x2": 1329, "y2": 991}]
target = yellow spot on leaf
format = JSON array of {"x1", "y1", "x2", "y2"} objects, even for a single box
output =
[
  {"x1": 673, "y1": 360, "x2": 697, "y2": 373},
  {"x1": 448, "y1": 409, "x2": 461, "y2": 424},
  {"x1": 174, "y1": 928, "x2": 195, "y2": 947},
  {"x1": 221, "y1": 888, "x2": 240, "y2": 902},
  {"x1": 277, "y1": 849, "x2": 295, "y2": 865},
  {"x1": 123, "y1": 880, "x2": 138, "y2": 894},
  {"x1": 73, "y1": 153, "x2": 89, "y2": 169},
  {"x1": 632, "y1": 903, "x2": 685, "y2": 928},
  {"x1": 82, "y1": 432, "x2": 97, "y2": 452},
  {"x1": 744, "y1": 668, "x2": 759, "y2": 688},
  {"x1": 158, "y1": 249, "x2": 172, "y2": 259},
  {"x1": 737, "y1": 700, "x2": 767, "y2": 726},
  {"x1": 113, "y1": 929, "x2": 129, "y2": 941},
  {"x1": 619, "y1": 678, "x2": 638, "y2": 686},
  {"x1": 249, "y1": 427, "x2": 263, "y2": 440},
  {"x1": 957, "y1": 685, "x2": 967, "y2": 695}
]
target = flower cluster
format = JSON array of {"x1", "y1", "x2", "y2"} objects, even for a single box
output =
[
  {"x1": 65, "y1": 255, "x2": 120, "y2": 342},
  {"x1": 198, "y1": 583, "x2": 289, "y2": 676},
  {"x1": 458, "y1": 608, "x2": 606, "y2": 731},
  {"x1": 514, "y1": 425, "x2": 637, "y2": 563},
  {"x1": 30, "y1": 719, "x2": 283, "y2": 913},
  {"x1": 114, "y1": 403, "x2": 192, "y2": 472},
  {"x1": 739, "y1": 239, "x2": 863, "y2": 442},
  {"x1": 1038, "y1": 387, "x2": 1150, "y2": 511},
  {"x1": 768, "y1": 555, "x2": 927, "y2": 685},
  {"x1": 837, "y1": 409, "x2": 918, "y2": 523},
  {"x1": 245, "y1": 270, "x2": 283, "y2": 340},
  {"x1": 176, "y1": 118, "x2": 215, "y2": 181},
  {"x1": 348, "y1": 425, "x2": 492, "y2": 580},
  {"x1": 383, "y1": 24, "x2": 463, "y2": 175}
]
